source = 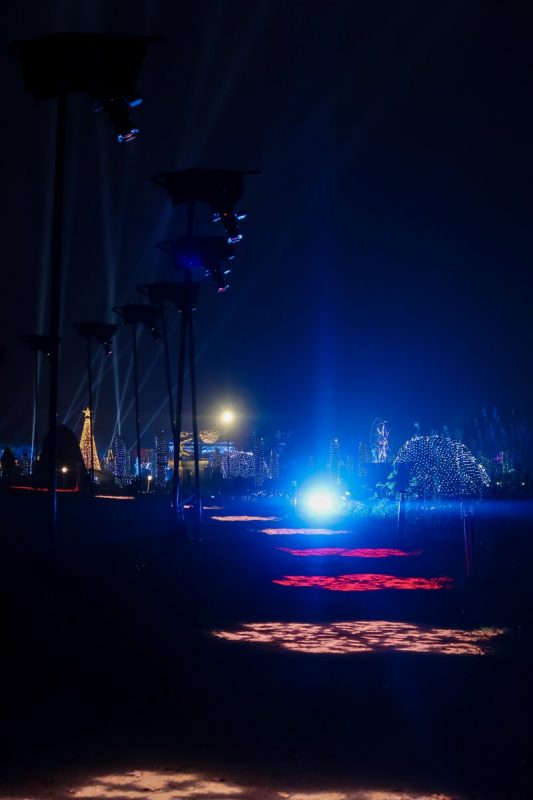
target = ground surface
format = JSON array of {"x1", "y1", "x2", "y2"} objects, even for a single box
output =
[{"x1": 1, "y1": 493, "x2": 532, "y2": 799}]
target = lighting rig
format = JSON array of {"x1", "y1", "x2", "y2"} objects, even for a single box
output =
[
  {"x1": 152, "y1": 168, "x2": 257, "y2": 246},
  {"x1": 10, "y1": 32, "x2": 152, "y2": 531},
  {"x1": 72, "y1": 321, "x2": 118, "y2": 491},
  {"x1": 112, "y1": 304, "x2": 162, "y2": 492},
  {"x1": 148, "y1": 168, "x2": 257, "y2": 536}
]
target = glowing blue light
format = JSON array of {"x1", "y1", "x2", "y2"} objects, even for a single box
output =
[
  {"x1": 117, "y1": 128, "x2": 139, "y2": 143},
  {"x1": 302, "y1": 487, "x2": 339, "y2": 517}
]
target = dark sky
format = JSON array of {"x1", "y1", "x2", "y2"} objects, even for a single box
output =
[{"x1": 1, "y1": 0, "x2": 532, "y2": 455}]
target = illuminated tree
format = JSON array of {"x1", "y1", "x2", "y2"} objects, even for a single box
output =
[
  {"x1": 370, "y1": 418, "x2": 390, "y2": 463},
  {"x1": 328, "y1": 437, "x2": 341, "y2": 483},
  {"x1": 79, "y1": 408, "x2": 101, "y2": 471},
  {"x1": 358, "y1": 442, "x2": 369, "y2": 478},
  {"x1": 112, "y1": 433, "x2": 128, "y2": 487},
  {"x1": 154, "y1": 430, "x2": 168, "y2": 490},
  {"x1": 395, "y1": 434, "x2": 489, "y2": 499}
]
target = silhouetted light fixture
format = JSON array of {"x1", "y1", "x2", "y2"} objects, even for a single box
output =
[
  {"x1": 152, "y1": 168, "x2": 258, "y2": 245},
  {"x1": 73, "y1": 321, "x2": 118, "y2": 355},
  {"x1": 96, "y1": 96, "x2": 139, "y2": 143},
  {"x1": 10, "y1": 32, "x2": 153, "y2": 533},
  {"x1": 9, "y1": 33, "x2": 152, "y2": 142},
  {"x1": 150, "y1": 169, "x2": 258, "y2": 539},
  {"x1": 112, "y1": 304, "x2": 162, "y2": 341},
  {"x1": 20, "y1": 333, "x2": 61, "y2": 358}
]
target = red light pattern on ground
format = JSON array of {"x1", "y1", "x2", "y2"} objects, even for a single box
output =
[
  {"x1": 212, "y1": 515, "x2": 281, "y2": 522},
  {"x1": 70, "y1": 770, "x2": 243, "y2": 799},
  {"x1": 39, "y1": 768, "x2": 461, "y2": 800},
  {"x1": 273, "y1": 574, "x2": 452, "y2": 591},
  {"x1": 94, "y1": 495, "x2": 135, "y2": 501},
  {"x1": 10, "y1": 485, "x2": 79, "y2": 493},
  {"x1": 261, "y1": 528, "x2": 350, "y2": 535},
  {"x1": 213, "y1": 620, "x2": 505, "y2": 655},
  {"x1": 277, "y1": 547, "x2": 422, "y2": 558}
]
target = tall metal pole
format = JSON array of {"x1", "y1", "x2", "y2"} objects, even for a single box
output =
[
  {"x1": 30, "y1": 350, "x2": 39, "y2": 475},
  {"x1": 173, "y1": 310, "x2": 187, "y2": 518},
  {"x1": 87, "y1": 337, "x2": 95, "y2": 495},
  {"x1": 132, "y1": 324, "x2": 143, "y2": 492},
  {"x1": 187, "y1": 306, "x2": 202, "y2": 536},
  {"x1": 161, "y1": 312, "x2": 176, "y2": 440},
  {"x1": 47, "y1": 94, "x2": 67, "y2": 530}
]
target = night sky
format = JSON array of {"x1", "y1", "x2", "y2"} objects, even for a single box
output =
[{"x1": 1, "y1": 0, "x2": 532, "y2": 456}]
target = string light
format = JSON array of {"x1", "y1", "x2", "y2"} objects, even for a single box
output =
[
  {"x1": 112, "y1": 433, "x2": 129, "y2": 487},
  {"x1": 395, "y1": 434, "x2": 489, "y2": 498},
  {"x1": 79, "y1": 407, "x2": 101, "y2": 471},
  {"x1": 154, "y1": 430, "x2": 168, "y2": 490}
]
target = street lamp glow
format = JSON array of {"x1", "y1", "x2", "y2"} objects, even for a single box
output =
[
  {"x1": 60, "y1": 466, "x2": 68, "y2": 474},
  {"x1": 221, "y1": 409, "x2": 235, "y2": 425}
]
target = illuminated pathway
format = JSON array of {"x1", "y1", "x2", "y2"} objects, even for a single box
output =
[
  {"x1": 212, "y1": 516, "x2": 281, "y2": 522},
  {"x1": 272, "y1": 574, "x2": 453, "y2": 591},
  {"x1": 213, "y1": 620, "x2": 505, "y2": 655},
  {"x1": 261, "y1": 528, "x2": 351, "y2": 535},
  {"x1": 31, "y1": 768, "x2": 464, "y2": 800},
  {"x1": 276, "y1": 547, "x2": 423, "y2": 558}
]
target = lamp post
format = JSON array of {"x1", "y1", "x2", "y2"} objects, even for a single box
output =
[
  {"x1": 10, "y1": 32, "x2": 152, "y2": 535},
  {"x1": 112, "y1": 304, "x2": 162, "y2": 494},
  {"x1": 148, "y1": 169, "x2": 257, "y2": 538},
  {"x1": 221, "y1": 409, "x2": 235, "y2": 479}
]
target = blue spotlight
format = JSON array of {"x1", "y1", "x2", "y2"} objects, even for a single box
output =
[
  {"x1": 305, "y1": 488, "x2": 337, "y2": 515},
  {"x1": 298, "y1": 484, "x2": 343, "y2": 520}
]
